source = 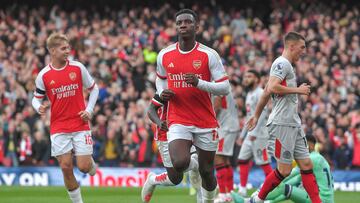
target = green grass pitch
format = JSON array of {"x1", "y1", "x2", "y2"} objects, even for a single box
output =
[{"x1": 1, "y1": 186, "x2": 359, "y2": 203}]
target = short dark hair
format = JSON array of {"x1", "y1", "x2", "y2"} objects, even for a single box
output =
[
  {"x1": 284, "y1": 31, "x2": 305, "y2": 43},
  {"x1": 175, "y1": 9, "x2": 198, "y2": 22},
  {"x1": 247, "y1": 70, "x2": 261, "y2": 79},
  {"x1": 306, "y1": 134, "x2": 317, "y2": 144}
]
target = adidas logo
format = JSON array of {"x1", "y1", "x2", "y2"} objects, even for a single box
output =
[
  {"x1": 168, "y1": 62, "x2": 174, "y2": 68},
  {"x1": 50, "y1": 80, "x2": 55, "y2": 85}
]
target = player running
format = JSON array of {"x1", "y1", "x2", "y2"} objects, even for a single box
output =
[
  {"x1": 32, "y1": 33, "x2": 98, "y2": 203},
  {"x1": 141, "y1": 93, "x2": 202, "y2": 203},
  {"x1": 232, "y1": 134, "x2": 334, "y2": 203},
  {"x1": 237, "y1": 70, "x2": 272, "y2": 197},
  {"x1": 213, "y1": 91, "x2": 240, "y2": 203},
  {"x1": 155, "y1": 9, "x2": 230, "y2": 202},
  {"x1": 246, "y1": 31, "x2": 321, "y2": 203}
]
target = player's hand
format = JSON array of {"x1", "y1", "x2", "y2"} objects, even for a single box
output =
[
  {"x1": 184, "y1": 73, "x2": 199, "y2": 86},
  {"x1": 160, "y1": 89, "x2": 175, "y2": 101},
  {"x1": 246, "y1": 116, "x2": 258, "y2": 131},
  {"x1": 298, "y1": 83, "x2": 311, "y2": 95},
  {"x1": 39, "y1": 102, "x2": 49, "y2": 115},
  {"x1": 78, "y1": 110, "x2": 92, "y2": 122},
  {"x1": 249, "y1": 135, "x2": 257, "y2": 141},
  {"x1": 159, "y1": 120, "x2": 168, "y2": 131}
]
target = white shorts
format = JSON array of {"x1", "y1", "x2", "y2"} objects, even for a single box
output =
[
  {"x1": 157, "y1": 140, "x2": 198, "y2": 168},
  {"x1": 50, "y1": 131, "x2": 93, "y2": 157},
  {"x1": 167, "y1": 124, "x2": 219, "y2": 151},
  {"x1": 216, "y1": 129, "x2": 239, "y2": 156}
]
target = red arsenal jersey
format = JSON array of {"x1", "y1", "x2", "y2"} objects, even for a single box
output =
[
  {"x1": 34, "y1": 60, "x2": 95, "y2": 135},
  {"x1": 156, "y1": 42, "x2": 228, "y2": 128}
]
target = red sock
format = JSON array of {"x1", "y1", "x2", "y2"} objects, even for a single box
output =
[
  {"x1": 226, "y1": 166, "x2": 234, "y2": 192},
  {"x1": 260, "y1": 163, "x2": 273, "y2": 177},
  {"x1": 258, "y1": 169, "x2": 284, "y2": 200},
  {"x1": 215, "y1": 164, "x2": 227, "y2": 193},
  {"x1": 238, "y1": 160, "x2": 250, "y2": 187},
  {"x1": 301, "y1": 169, "x2": 322, "y2": 203}
]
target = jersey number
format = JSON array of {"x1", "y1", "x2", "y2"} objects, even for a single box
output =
[
  {"x1": 85, "y1": 134, "x2": 93, "y2": 145},
  {"x1": 323, "y1": 168, "x2": 334, "y2": 188}
]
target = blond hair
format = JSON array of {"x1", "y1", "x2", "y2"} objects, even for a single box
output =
[{"x1": 46, "y1": 33, "x2": 69, "y2": 50}]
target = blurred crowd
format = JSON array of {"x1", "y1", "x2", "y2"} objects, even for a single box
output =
[{"x1": 0, "y1": 0, "x2": 359, "y2": 169}]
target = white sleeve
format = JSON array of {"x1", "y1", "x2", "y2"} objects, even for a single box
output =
[
  {"x1": 208, "y1": 49, "x2": 228, "y2": 82},
  {"x1": 155, "y1": 77, "x2": 168, "y2": 96},
  {"x1": 34, "y1": 74, "x2": 46, "y2": 99},
  {"x1": 196, "y1": 79, "x2": 230, "y2": 95},
  {"x1": 270, "y1": 61, "x2": 290, "y2": 81},
  {"x1": 32, "y1": 97, "x2": 42, "y2": 113},
  {"x1": 79, "y1": 62, "x2": 95, "y2": 89},
  {"x1": 85, "y1": 84, "x2": 99, "y2": 114},
  {"x1": 156, "y1": 51, "x2": 167, "y2": 79}
]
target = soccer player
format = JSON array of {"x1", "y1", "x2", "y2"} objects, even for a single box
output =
[
  {"x1": 231, "y1": 134, "x2": 334, "y2": 203},
  {"x1": 141, "y1": 93, "x2": 201, "y2": 203},
  {"x1": 155, "y1": 9, "x2": 230, "y2": 202},
  {"x1": 246, "y1": 31, "x2": 321, "y2": 203},
  {"x1": 237, "y1": 70, "x2": 272, "y2": 197},
  {"x1": 32, "y1": 33, "x2": 98, "y2": 203},
  {"x1": 213, "y1": 91, "x2": 240, "y2": 203}
]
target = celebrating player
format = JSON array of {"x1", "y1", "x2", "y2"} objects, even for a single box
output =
[
  {"x1": 155, "y1": 9, "x2": 230, "y2": 202},
  {"x1": 32, "y1": 33, "x2": 98, "y2": 203},
  {"x1": 246, "y1": 31, "x2": 321, "y2": 203},
  {"x1": 213, "y1": 91, "x2": 240, "y2": 203},
  {"x1": 232, "y1": 134, "x2": 334, "y2": 203},
  {"x1": 237, "y1": 70, "x2": 272, "y2": 197},
  {"x1": 141, "y1": 93, "x2": 202, "y2": 203}
]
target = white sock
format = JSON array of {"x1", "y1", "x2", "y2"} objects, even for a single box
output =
[
  {"x1": 201, "y1": 187, "x2": 216, "y2": 203},
  {"x1": 185, "y1": 154, "x2": 199, "y2": 172},
  {"x1": 67, "y1": 187, "x2": 83, "y2": 203},
  {"x1": 150, "y1": 172, "x2": 175, "y2": 186}
]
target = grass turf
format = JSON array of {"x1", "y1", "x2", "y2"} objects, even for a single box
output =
[{"x1": 0, "y1": 186, "x2": 359, "y2": 203}]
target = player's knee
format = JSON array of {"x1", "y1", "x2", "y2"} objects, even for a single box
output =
[
  {"x1": 297, "y1": 158, "x2": 313, "y2": 170},
  {"x1": 172, "y1": 159, "x2": 190, "y2": 173},
  {"x1": 60, "y1": 163, "x2": 73, "y2": 174},
  {"x1": 277, "y1": 167, "x2": 291, "y2": 177},
  {"x1": 78, "y1": 163, "x2": 91, "y2": 173}
]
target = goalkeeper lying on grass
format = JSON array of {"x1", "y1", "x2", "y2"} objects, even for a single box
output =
[{"x1": 232, "y1": 134, "x2": 334, "y2": 203}]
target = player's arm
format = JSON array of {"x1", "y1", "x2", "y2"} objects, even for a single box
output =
[
  {"x1": 246, "y1": 84, "x2": 271, "y2": 130},
  {"x1": 268, "y1": 76, "x2": 310, "y2": 95},
  {"x1": 147, "y1": 95, "x2": 168, "y2": 131},
  {"x1": 32, "y1": 75, "x2": 48, "y2": 115},
  {"x1": 79, "y1": 62, "x2": 99, "y2": 121},
  {"x1": 185, "y1": 50, "x2": 230, "y2": 95},
  {"x1": 213, "y1": 96, "x2": 222, "y2": 115}
]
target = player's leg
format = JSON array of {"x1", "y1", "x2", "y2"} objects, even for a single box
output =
[
  {"x1": 284, "y1": 184, "x2": 311, "y2": 203},
  {"x1": 294, "y1": 128, "x2": 321, "y2": 203},
  {"x1": 51, "y1": 133, "x2": 83, "y2": 203},
  {"x1": 214, "y1": 130, "x2": 237, "y2": 203},
  {"x1": 251, "y1": 125, "x2": 295, "y2": 202},
  {"x1": 73, "y1": 131, "x2": 96, "y2": 176},
  {"x1": 194, "y1": 130, "x2": 219, "y2": 203},
  {"x1": 168, "y1": 125, "x2": 195, "y2": 173},
  {"x1": 141, "y1": 140, "x2": 183, "y2": 203},
  {"x1": 237, "y1": 136, "x2": 253, "y2": 196}
]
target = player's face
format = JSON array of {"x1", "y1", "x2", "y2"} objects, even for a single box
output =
[
  {"x1": 292, "y1": 39, "x2": 306, "y2": 62},
  {"x1": 51, "y1": 41, "x2": 70, "y2": 62},
  {"x1": 175, "y1": 14, "x2": 197, "y2": 38},
  {"x1": 243, "y1": 72, "x2": 257, "y2": 88}
]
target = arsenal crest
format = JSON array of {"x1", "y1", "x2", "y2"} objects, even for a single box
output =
[
  {"x1": 69, "y1": 72, "x2": 77, "y2": 81},
  {"x1": 193, "y1": 60, "x2": 201, "y2": 70}
]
